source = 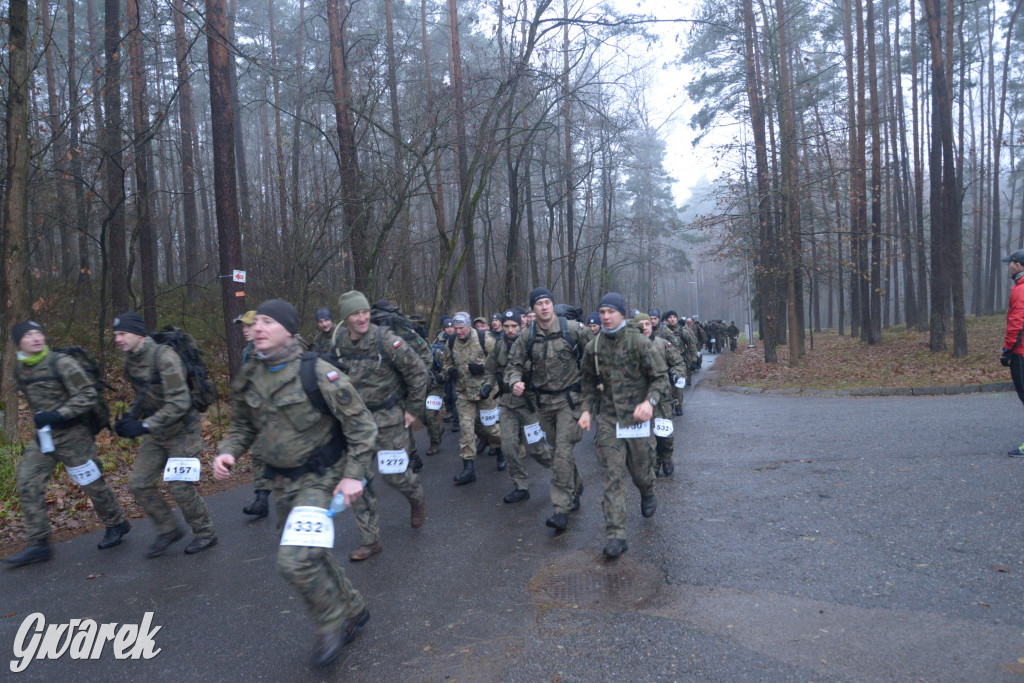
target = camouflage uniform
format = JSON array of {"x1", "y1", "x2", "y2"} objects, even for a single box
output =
[
  {"x1": 333, "y1": 323, "x2": 428, "y2": 541},
  {"x1": 391, "y1": 324, "x2": 440, "y2": 455},
  {"x1": 311, "y1": 326, "x2": 335, "y2": 354},
  {"x1": 442, "y1": 331, "x2": 500, "y2": 460},
  {"x1": 485, "y1": 333, "x2": 552, "y2": 492},
  {"x1": 218, "y1": 341, "x2": 379, "y2": 635},
  {"x1": 15, "y1": 350, "x2": 126, "y2": 543},
  {"x1": 505, "y1": 319, "x2": 591, "y2": 514},
  {"x1": 125, "y1": 338, "x2": 215, "y2": 540},
  {"x1": 241, "y1": 341, "x2": 271, "y2": 496},
  {"x1": 648, "y1": 334, "x2": 686, "y2": 470},
  {"x1": 580, "y1": 325, "x2": 670, "y2": 541}
]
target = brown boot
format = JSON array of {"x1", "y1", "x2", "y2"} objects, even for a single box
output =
[
  {"x1": 349, "y1": 539, "x2": 383, "y2": 561},
  {"x1": 426, "y1": 442, "x2": 440, "y2": 456},
  {"x1": 410, "y1": 500, "x2": 426, "y2": 529}
]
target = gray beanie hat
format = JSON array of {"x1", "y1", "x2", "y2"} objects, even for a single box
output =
[{"x1": 337, "y1": 290, "x2": 371, "y2": 323}]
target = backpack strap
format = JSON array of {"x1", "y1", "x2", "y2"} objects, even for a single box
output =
[
  {"x1": 300, "y1": 352, "x2": 333, "y2": 416},
  {"x1": 476, "y1": 329, "x2": 487, "y2": 354}
]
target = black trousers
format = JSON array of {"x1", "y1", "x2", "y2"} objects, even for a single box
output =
[{"x1": 1011, "y1": 353, "x2": 1024, "y2": 407}]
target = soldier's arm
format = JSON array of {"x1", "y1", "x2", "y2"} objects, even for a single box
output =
[
  {"x1": 639, "y1": 337, "x2": 671, "y2": 406},
  {"x1": 387, "y1": 332, "x2": 429, "y2": 420},
  {"x1": 316, "y1": 364, "x2": 379, "y2": 482},
  {"x1": 53, "y1": 355, "x2": 99, "y2": 421},
  {"x1": 217, "y1": 373, "x2": 259, "y2": 458},
  {"x1": 579, "y1": 339, "x2": 599, "y2": 415},
  {"x1": 504, "y1": 333, "x2": 527, "y2": 386},
  {"x1": 665, "y1": 342, "x2": 686, "y2": 376},
  {"x1": 144, "y1": 346, "x2": 193, "y2": 435},
  {"x1": 483, "y1": 340, "x2": 502, "y2": 389}
]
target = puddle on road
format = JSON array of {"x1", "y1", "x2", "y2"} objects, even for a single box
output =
[{"x1": 528, "y1": 550, "x2": 664, "y2": 611}]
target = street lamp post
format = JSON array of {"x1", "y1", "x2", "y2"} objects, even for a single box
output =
[{"x1": 689, "y1": 281, "x2": 699, "y2": 318}]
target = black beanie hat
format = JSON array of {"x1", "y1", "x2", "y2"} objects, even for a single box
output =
[
  {"x1": 256, "y1": 299, "x2": 299, "y2": 335},
  {"x1": 112, "y1": 312, "x2": 147, "y2": 337},
  {"x1": 648, "y1": 308, "x2": 661, "y2": 318},
  {"x1": 598, "y1": 293, "x2": 627, "y2": 316},
  {"x1": 664, "y1": 310, "x2": 678, "y2": 319},
  {"x1": 502, "y1": 308, "x2": 522, "y2": 326},
  {"x1": 315, "y1": 307, "x2": 332, "y2": 322},
  {"x1": 529, "y1": 287, "x2": 554, "y2": 308},
  {"x1": 11, "y1": 320, "x2": 43, "y2": 346}
]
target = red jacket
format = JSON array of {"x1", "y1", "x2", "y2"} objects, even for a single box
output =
[{"x1": 1005, "y1": 275, "x2": 1024, "y2": 355}]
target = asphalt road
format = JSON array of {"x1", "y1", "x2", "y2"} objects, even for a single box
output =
[{"x1": 3, "y1": 353, "x2": 1024, "y2": 682}]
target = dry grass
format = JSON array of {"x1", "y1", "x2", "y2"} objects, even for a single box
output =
[{"x1": 719, "y1": 314, "x2": 1010, "y2": 390}]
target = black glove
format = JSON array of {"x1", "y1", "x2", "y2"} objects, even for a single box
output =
[
  {"x1": 432, "y1": 371, "x2": 445, "y2": 385},
  {"x1": 468, "y1": 363, "x2": 485, "y2": 376},
  {"x1": 447, "y1": 367, "x2": 459, "y2": 381},
  {"x1": 33, "y1": 411, "x2": 65, "y2": 429},
  {"x1": 114, "y1": 417, "x2": 149, "y2": 439},
  {"x1": 1001, "y1": 349, "x2": 1013, "y2": 367},
  {"x1": 669, "y1": 373, "x2": 677, "y2": 387},
  {"x1": 480, "y1": 384, "x2": 493, "y2": 399}
]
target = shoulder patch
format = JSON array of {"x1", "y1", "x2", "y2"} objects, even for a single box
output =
[
  {"x1": 326, "y1": 370, "x2": 340, "y2": 382},
  {"x1": 336, "y1": 388, "x2": 352, "y2": 406},
  {"x1": 393, "y1": 339, "x2": 402, "y2": 348}
]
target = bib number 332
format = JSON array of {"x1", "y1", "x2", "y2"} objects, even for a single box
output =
[{"x1": 280, "y1": 507, "x2": 335, "y2": 548}]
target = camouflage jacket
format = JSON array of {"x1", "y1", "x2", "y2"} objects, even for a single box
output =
[
  {"x1": 580, "y1": 325, "x2": 670, "y2": 425},
  {"x1": 332, "y1": 323, "x2": 428, "y2": 428},
  {"x1": 218, "y1": 350, "x2": 378, "y2": 478},
  {"x1": 124, "y1": 337, "x2": 195, "y2": 438},
  {"x1": 655, "y1": 322, "x2": 681, "y2": 348},
  {"x1": 484, "y1": 334, "x2": 531, "y2": 410},
  {"x1": 649, "y1": 334, "x2": 687, "y2": 379},
  {"x1": 504, "y1": 317, "x2": 592, "y2": 408},
  {"x1": 669, "y1": 323, "x2": 699, "y2": 363},
  {"x1": 311, "y1": 326, "x2": 335, "y2": 354},
  {"x1": 15, "y1": 350, "x2": 97, "y2": 441},
  {"x1": 442, "y1": 330, "x2": 496, "y2": 396},
  {"x1": 691, "y1": 323, "x2": 707, "y2": 346}
]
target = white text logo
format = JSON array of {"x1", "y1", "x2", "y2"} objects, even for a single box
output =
[{"x1": 10, "y1": 612, "x2": 162, "y2": 673}]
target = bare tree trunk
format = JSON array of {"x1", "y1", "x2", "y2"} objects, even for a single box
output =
[
  {"x1": 205, "y1": 0, "x2": 246, "y2": 376},
  {"x1": 867, "y1": 0, "x2": 882, "y2": 343},
  {"x1": 226, "y1": 0, "x2": 252, "y2": 233},
  {"x1": 173, "y1": 0, "x2": 200, "y2": 301},
  {"x1": 103, "y1": 0, "x2": 128, "y2": 312},
  {"x1": 562, "y1": 0, "x2": 576, "y2": 303},
  {"x1": 68, "y1": 0, "x2": 91, "y2": 296},
  {"x1": 2, "y1": 0, "x2": 32, "y2": 438},
  {"x1": 326, "y1": 0, "x2": 372, "y2": 292},
  {"x1": 126, "y1": 0, "x2": 157, "y2": 328},
  {"x1": 775, "y1": 0, "x2": 801, "y2": 364},
  {"x1": 268, "y1": 0, "x2": 289, "y2": 241}
]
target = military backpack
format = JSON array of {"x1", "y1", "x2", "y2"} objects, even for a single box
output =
[{"x1": 147, "y1": 326, "x2": 218, "y2": 413}]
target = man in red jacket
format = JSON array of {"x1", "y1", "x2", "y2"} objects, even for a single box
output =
[{"x1": 1002, "y1": 249, "x2": 1024, "y2": 456}]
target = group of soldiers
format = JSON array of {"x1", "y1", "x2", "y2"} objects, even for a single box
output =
[{"x1": 4, "y1": 289, "x2": 727, "y2": 668}]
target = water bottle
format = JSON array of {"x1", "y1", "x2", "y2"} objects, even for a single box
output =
[
  {"x1": 38, "y1": 425, "x2": 54, "y2": 453},
  {"x1": 326, "y1": 478, "x2": 367, "y2": 518}
]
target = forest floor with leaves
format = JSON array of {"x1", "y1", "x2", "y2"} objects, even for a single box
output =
[{"x1": 720, "y1": 313, "x2": 1009, "y2": 390}]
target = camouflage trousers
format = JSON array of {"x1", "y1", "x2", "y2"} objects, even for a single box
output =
[
  {"x1": 350, "y1": 422, "x2": 424, "y2": 545},
  {"x1": 272, "y1": 464, "x2": 365, "y2": 634},
  {"x1": 455, "y1": 394, "x2": 500, "y2": 460},
  {"x1": 653, "y1": 401, "x2": 674, "y2": 468},
  {"x1": 17, "y1": 434, "x2": 125, "y2": 543},
  {"x1": 538, "y1": 399, "x2": 583, "y2": 514},
  {"x1": 423, "y1": 399, "x2": 442, "y2": 445},
  {"x1": 594, "y1": 412, "x2": 655, "y2": 540},
  {"x1": 252, "y1": 436, "x2": 271, "y2": 492},
  {"x1": 499, "y1": 401, "x2": 552, "y2": 491},
  {"x1": 127, "y1": 423, "x2": 216, "y2": 539}
]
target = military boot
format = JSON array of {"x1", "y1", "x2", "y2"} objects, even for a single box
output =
[
  {"x1": 453, "y1": 459, "x2": 476, "y2": 485},
  {"x1": 5, "y1": 540, "x2": 51, "y2": 568},
  {"x1": 640, "y1": 494, "x2": 658, "y2": 518},
  {"x1": 603, "y1": 538, "x2": 628, "y2": 559},
  {"x1": 411, "y1": 453, "x2": 424, "y2": 473},
  {"x1": 426, "y1": 442, "x2": 440, "y2": 456},
  {"x1": 98, "y1": 520, "x2": 131, "y2": 550},
  {"x1": 243, "y1": 490, "x2": 270, "y2": 518},
  {"x1": 661, "y1": 461, "x2": 675, "y2": 477},
  {"x1": 673, "y1": 404, "x2": 683, "y2": 416},
  {"x1": 545, "y1": 512, "x2": 568, "y2": 532},
  {"x1": 503, "y1": 488, "x2": 530, "y2": 504},
  {"x1": 495, "y1": 449, "x2": 507, "y2": 471},
  {"x1": 145, "y1": 527, "x2": 185, "y2": 558}
]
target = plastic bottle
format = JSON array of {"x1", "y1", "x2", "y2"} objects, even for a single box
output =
[
  {"x1": 326, "y1": 478, "x2": 368, "y2": 518},
  {"x1": 38, "y1": 425, "x2": 54, "y2": 453}
]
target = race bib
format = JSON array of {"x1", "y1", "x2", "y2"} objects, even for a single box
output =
[
  {"x1": 710, "y1": 338, "x2": 716, "y2": 344},
  {"x1": 616, "y1": 421, "x2": 651, "y2": 439},
  {"x1": 653, "y1": 418, "x2": 674, "y2": 437},
  {"x1": 479, "y1": 407, "x2": 500, "y2": 426},
  {"x1": 66, "y1": 460, "x2": 101, "y2": 486},
  {"x1": 163, "y1": 457, "x2": 201, "y2": 482},
  {"x1": 280, "y1": 506, "x2": 334, "y2": 548},
  {"x1": 377, "y1": 449, "x2": 409, "y2": 474},
  {"x1": 425, "y1": 395, "x2": 443, "y2": 411},
  {"x1": 524, "y1": 422, "x2": 545, "y2": 444},
  {"x1": 675, "y1": 376, "x2": 686, "y2": 388}
]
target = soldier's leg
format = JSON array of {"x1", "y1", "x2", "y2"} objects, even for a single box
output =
[
  {"x1": 377, "y1": 423, "x2": 424, "y2": 506},
  {"x1": 59, "y1": 441, "x2": 126, "y2": 528},
  {"x1": 501, "y1": 408, "x2": 529, "y2": 491},
  {"x1": 626, "y1": 437, "x2": 656, "y2": 498},
  {"x1": 275, "y1": 470, "x2": 365, "y2": 634},
  {"x1": 406, "y1": 425, "x2": 419, "y2": 458},
  {"x1": 424, "y1": 405, "x2": 441, "y2": 448},
  {"x1": 127, "y1": 438, "x2": 180, "y2": 535},
  {"x1": 594, "y1": 413, "x2": 629, "y2": 540},
  {"x1": 15, "y1": 443, "x2": 57, "y2": 543},
  {"x1": 348, "y1": 474, "x2": 381, "y2": 547},
  {"x1": 164, "y1": 427, "x2": 216, "y2": 539},
  {"x1": 546, "y1": 403, "x2": 582, "y2": 514},
  {"x1": 455, "y1": 395, "x2": 477, "y2": 461},
  {"x1": 654, "y1": 404, "x2": 674, "y2": 470},
  {"x1": 252, "y1": 437, "x2": 272, "y2": 492},
  {"x1": 477, "y1": 395, "x2": 502, "y2": 449}
]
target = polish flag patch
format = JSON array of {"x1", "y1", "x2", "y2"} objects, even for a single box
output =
[
  {"x1": 392, "y1": 339, "x2": 402, "y2": 348},
  {"x1": 326, "y1": 370, "x2": 340, "y2": 382}
]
